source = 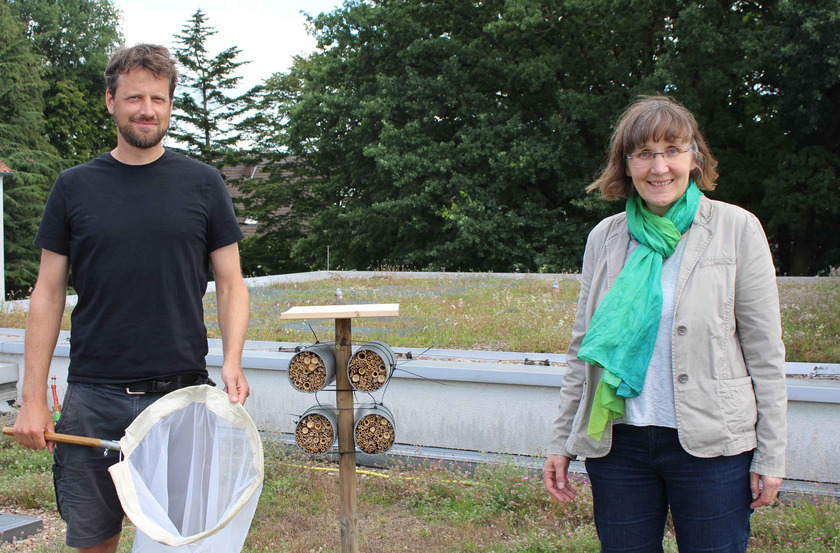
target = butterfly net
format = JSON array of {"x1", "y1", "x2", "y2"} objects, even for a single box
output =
[{"x1": 108, "y1": 385, "x2": 263, "y2": 552}]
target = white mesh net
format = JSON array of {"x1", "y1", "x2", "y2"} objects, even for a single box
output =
[{"x1": 108, "y1": 385, "x2": 263, "y2": 552}]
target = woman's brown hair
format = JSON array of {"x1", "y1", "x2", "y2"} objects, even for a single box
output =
[{"x1": 587, "y1": 95, "x2": 719, "y2": 199}]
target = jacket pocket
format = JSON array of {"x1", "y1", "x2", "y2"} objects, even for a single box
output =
[
  {"x1": 692, "y1": 259, "x2": 736, "y2": 329},
  {"x1": 699, "y1": 255, "x2": 735, "y2": 267},
  {"x1": 720, "y1": 376, "x2": 757, "y2": 434}
]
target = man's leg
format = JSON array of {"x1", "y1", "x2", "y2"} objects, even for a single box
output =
[
  {"x1": 53, "y1": 384, "x2": 125, "y2": 548},
  {"x1": 77, "y1": 533, "x2": 119, "y2": 553},
  {"x1": 54, "y1": 383, "x2": 164, "y2": 549}
]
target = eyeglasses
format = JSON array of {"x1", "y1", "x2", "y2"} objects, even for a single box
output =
[{"x1": 626, "y1": 145, "x2": 693, "y2": 168}]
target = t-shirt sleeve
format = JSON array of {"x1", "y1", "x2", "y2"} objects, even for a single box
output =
[
  {"x1": 33, "y1": 176, "x2": 70, "y2": 256},
  {"x1": 207, "y1": 171, "x2": 244, "y2": 252}
]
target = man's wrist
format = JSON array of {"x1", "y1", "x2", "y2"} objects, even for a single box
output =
[
  {"x1": 20, "y1": 399, "x2": 49, "y2": 411},
  {"x1": 21, "y1": 389, "x2": 48, "y2": 402}
]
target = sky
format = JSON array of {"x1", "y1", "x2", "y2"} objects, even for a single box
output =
[{"x1": 114, "y1": 0, "x2": 345, "y2": 93}]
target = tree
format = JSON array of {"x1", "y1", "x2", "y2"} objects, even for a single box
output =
[
  {"x1": 170, "y1": 9, "x2": 251, "y2": 166},
  {"x1": 650, "y1": 0, "x2": 840, "y2": 275},
  {"x1": 0, "y1": 2, "x2": 65, "y2": 297},
  {"x1": 235, "y1": 68, "x2": 314, "y2": 276},
  {"x1": 7, "y1": 0, "x2": 123, "y2": 161},
  {"x1": 251, "y1": 0, "x2": 677, "y2": 272},
  {"x1": 245, "y1": 0, "x2": 839, "y2": 275},
  {"x1": 757, "y1": 0, "x2": 840, "y2": 274}
]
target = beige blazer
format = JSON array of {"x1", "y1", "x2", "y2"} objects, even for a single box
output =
[{"x1": 551, "y1": 195, "x2": 787, "y2": 478}]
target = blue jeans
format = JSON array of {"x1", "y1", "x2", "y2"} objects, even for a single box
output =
[{"x1": 584, "y1": 424, "x2": 753, "y2": 553}]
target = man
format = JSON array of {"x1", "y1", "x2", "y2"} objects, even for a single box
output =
[{"x1": 13, "y1": 44, "x2": 250, "y2": 553}]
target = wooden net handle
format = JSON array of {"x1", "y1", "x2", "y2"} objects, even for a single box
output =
[{"x1": 3, "y1": 426, "x2": 108, "y2": 448}]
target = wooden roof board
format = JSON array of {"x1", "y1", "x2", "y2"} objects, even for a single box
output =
[{"x1": 280, "y1": 303, "x2": 400, "y2": 320}]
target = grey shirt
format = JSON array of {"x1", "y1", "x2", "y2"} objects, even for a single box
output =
[{"x1": 620, "y1": 238, "x2": 687, "y2": 428}]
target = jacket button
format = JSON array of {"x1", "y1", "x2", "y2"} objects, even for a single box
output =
[
  {"x1": 678, "y1": 374, "x2": 689, "y2": 383},
  {"x1": 677, "y1": 326, "x2": 687, "y2": 336}
]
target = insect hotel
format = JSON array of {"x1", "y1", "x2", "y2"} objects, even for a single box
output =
[{"x1": 280, "y1": 303, "x2": 399, "y2": 553}]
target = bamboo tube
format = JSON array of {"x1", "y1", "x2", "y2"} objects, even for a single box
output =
[
  {"x1": 294, "y1": 414, "x2": 334, "y2": 455},
  {"x1": 348, "y1": 351, "x2": 384, "y2": 391},
  {"x1": 289, "y1": 344, "x2": 338, "y2": 393},
  {"x1": 353, "y1": 414, "x2": 395, "y2": 454},
  {"x1": 347, "y1": 342, "x2": 395, "y2": 392},
  {"x1": 289, "y1": 350, "x2": 328, "y2": 392}
]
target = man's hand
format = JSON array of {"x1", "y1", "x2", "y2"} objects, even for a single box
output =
[
  {"x1": 750, "y1": 472, "x2": 782, "y2": 509},
  {"x1": 221, "y1": 363, "x2": 250, "y2": 405},
  {"x1": 13, "y1": 402, "x2": 56, "y2": 453},
  {"x1": 543, "y1": 453, "x2": 577, "y2": 503}
]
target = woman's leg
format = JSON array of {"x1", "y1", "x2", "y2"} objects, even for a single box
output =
[
  {"x1": 656, "y1": 428, "x2": 753, "y2": 553},
  {"x1": 585, "y1": 424, "x2": 669, "y2": 553}
]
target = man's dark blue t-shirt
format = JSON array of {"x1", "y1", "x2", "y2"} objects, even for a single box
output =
[{"x1": 34, "y1": 149, "x2": 244, "y2": 384}]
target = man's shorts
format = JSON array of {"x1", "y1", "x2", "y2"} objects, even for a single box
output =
[{"x1": 53, "y1": 383, "x2": 166, "y2": 548}]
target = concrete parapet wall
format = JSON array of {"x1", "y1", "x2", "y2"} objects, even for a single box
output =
[{"x1": 2, "y1": 328, "x2": 838, "y2": 485}]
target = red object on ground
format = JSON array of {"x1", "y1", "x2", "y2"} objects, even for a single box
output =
[{"x1": 51, "y1": 376, "x2": 62, "y2": 421}]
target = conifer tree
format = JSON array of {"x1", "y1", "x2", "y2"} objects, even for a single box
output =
[
  {"x1": 170, "y1": 9, "x2": 251, "y2": 166},
  {"x1": 0, "y1": 3, "x2": 65, "y2": 297}
]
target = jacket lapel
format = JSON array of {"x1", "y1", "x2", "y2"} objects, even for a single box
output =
[
  {"x1": 605, "y1": 216, "x2": 631, "y2": 288},
  {"x1": 677, "y1": 195, "x2": 714, "y2": 294}
]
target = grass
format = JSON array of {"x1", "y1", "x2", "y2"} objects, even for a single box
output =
[
  {"x1": 227, "y1": 274, "x2": 839, "y2": 362},
  {"x1": 777, "y1": 278, "x2": 840, "y2": 363},
  {"x1": 0, "y1": 426, "x2": 837, "y2": 553},
  {"x1": 1, "y1": 273, "x2": 837, "y2": 362},
  {"x1": 232, "y1": 275, "x2": 581, "y2": 353}
]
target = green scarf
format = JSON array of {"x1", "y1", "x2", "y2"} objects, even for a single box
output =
[{"x1": 580, "y1": 181, "x2": 702, "y2": 440}]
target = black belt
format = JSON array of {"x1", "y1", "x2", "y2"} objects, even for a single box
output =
[{"x1": 99, "y1": 373, "x2": 215, "y2": 395}]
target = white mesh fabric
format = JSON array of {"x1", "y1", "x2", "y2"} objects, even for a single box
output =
[{"x1": 108, "y1": 385, "x2": 263, "y2": 552}]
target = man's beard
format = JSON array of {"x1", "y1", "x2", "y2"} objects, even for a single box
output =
[{"x1": 115, "y1": 113, "x2": 168, "y2": 149}]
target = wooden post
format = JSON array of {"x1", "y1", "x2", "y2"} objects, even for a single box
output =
[{"x1": 334, "y1": 317, "x2": 357, "y2": 553}]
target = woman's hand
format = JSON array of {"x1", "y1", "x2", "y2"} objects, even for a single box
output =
[
  {"x1": 750, "y1": 472, "x2": 782, "y2": 509},
  {"x1": 542, "y1": 454, "x2": 577, "y2": 502}
]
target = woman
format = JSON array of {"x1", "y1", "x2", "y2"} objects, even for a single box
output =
[{"x1": 542, "y1": 96, "x2": 787, "y2": 553}]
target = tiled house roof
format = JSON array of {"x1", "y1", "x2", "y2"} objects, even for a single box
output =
[{"x1": 221, "y1": 163, "x2": 265, "y2": 238}]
